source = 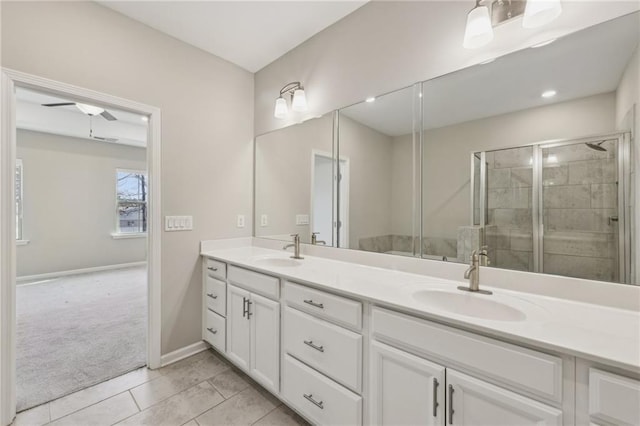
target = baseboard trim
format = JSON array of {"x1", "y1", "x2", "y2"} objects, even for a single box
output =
[
  {"x1": 16, "y1": 261, "x2": 147, "y2": 283},
  {"x1": 160, "y1": 341, "x2": 209, "y2": 367}
]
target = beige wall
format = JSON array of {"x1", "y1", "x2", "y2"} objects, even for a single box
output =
[
  {"x1": 390, "y1": 134, "x2": 414, "y2": 237},
  {"x1": 1, "y1": 1, "x2": 254, "y2": 354},
  {"x1": 422, "y1": 92, "x2": 617, "y2": 239},
  {"x1": 254, "y1": 1, "x2": 638, "y2": 135},
  {"x1": 16, "y1": 130, "x2": 146, "y2": 277}
]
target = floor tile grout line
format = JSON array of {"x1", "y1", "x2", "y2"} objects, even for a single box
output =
[
  {"x1": 48, "y1": 390, "x2": 133, "y2": 425},
  {"x1": 129, "y1": 390, "x2": 142, "y2": 412},
  {"x1": 251, "y1": 405, "x2": 280, "y2": 425}
]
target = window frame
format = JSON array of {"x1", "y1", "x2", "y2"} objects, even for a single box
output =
[{"x1": 114, "y1": 168, "x2": 148, "y2": 237}]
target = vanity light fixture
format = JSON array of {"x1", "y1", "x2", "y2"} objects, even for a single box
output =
[
  {"x1": 463, "y1": 0, "x2": 562, "y2": 49},
  {"x1": 274, "y1": 81, "x2": 308, "y2": 119},
  {"x1": 541, "y1": 89, "x2": 557, "y2": 98}
]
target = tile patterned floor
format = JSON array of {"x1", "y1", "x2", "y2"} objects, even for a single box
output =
[{"x1": 12, "y1": 349, "x2": 309, "y2": 426}]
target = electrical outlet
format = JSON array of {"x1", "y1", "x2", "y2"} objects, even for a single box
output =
[
  {"x1": 237, "y1": 214, "x2": 245, "y2": 228},
  {"x1": 261, "y1": 214, "x2": 268, "y2": 227}
]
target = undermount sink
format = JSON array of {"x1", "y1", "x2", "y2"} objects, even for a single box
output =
[
  {"x1": 412, "y1": 290, "x2": 527, "y2": 322},
  {"x1": 250, "y1": 255, "x2": 302, "y2": 268}
]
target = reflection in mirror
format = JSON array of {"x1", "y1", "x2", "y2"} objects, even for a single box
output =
[
  {"x1": 255, "y1": 114, "x2": 334, "y2": 245},
  {"x1": 422, "y1": 12, "x2": 638, "y2": 283},
  {"x1": 337, "y1": 84, "x2": 420, "y2": 255}
]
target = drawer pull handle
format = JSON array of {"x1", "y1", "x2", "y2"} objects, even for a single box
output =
[
  {"x1": 206, "y1": 327, "x2": 217, "y2": 334},
  {"x1": 206, "y1": 293, "x2": 218, "y2": 299},
  {"x1": 303, "y1": 299, "x2": 324, "y2": 309},
  {"x1": 247, "y1": 301, "x2": 253, "y2": 319},
  {"x1": 242, "y1": 297, "x2": 248, "y2": 318},
  {"x1": 207, "y1": 267, "x2": 218, "y2": 272},
  {"x1": 303, "y1": 340, "x2": 324, "y2": 352},
  {"x1": 303, "y1": 393, "x2": 324, "y2": 409},
  {"x1": 433, "y1": 378, "x2": 439, "y2": 417},
  {"x1": 448, "y1": 384, "x2": 454, "y2": 425}
]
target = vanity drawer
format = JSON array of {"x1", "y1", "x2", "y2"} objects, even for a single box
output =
[
  {"x1": 228, "y1": 266, "x2": 279, "y2": 299},
  {"x1": 589, "y1": 368, "x2": 640, "y2": 425},
  {"x1": 205, "y1": 258, "x2": 226, "y2": 280},
  {"x1": 284, "y1": 306, "x2": 362, "y2": 393},
  {"x1": 204, "y1": 309, "x2": 226, "y2": 352},
  {"x1": 372, "y1": 307, "x2": 563, "y2": 403},
  {"x1": 205, "y1": 276, "x2": 226, "y2": 316},
  {"x1": 284, "y1": 281, "x2": 362, "y2": 330},
  {"x1": 283, "y1": 354, "x2": 362, "y2": 426}
]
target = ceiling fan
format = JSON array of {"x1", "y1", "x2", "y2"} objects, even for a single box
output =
[{"x1": 41, "y1": 101, "x2": 118, "y2": 121}]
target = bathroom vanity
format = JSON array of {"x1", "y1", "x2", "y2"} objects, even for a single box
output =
[{"x1": 200, "y1": 242, "x2": 640, "y2": 426}]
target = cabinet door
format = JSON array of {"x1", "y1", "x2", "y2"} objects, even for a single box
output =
[
  {"x1": 370, "y1": 341, "x2": 445, "y2": 426},
  {"x1": 446, "y1": 369, "x2": 562, "y2": 426},
  {"x1": 226, "y1": 284, "x2": 251, "y2": 370},
  {"x1": 250, "y1": 292, "x2": 280, "y2": 393}
]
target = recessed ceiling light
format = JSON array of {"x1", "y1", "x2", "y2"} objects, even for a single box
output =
[
  {"x1": 541, "y1": 90, "x2": 557, "y2": 98},
  {"x1": 531, "y1": 39, "x2": 557, "y2": 48},
  {"x1": 141, "y1": 116, "x2": 149, "y2": 122},
  {"x1": 366, "y1": 97, "x2": 376, "y2": 103}
]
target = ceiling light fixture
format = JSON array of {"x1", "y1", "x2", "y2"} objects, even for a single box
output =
[
  {"x1": 141, "y1": 116, "x2": 149, "y2": 122},
  {"x1": 541, "y1": 89, "x2": 557, "y2": 98},
  {"x1": 76, "y1": 103, "x2": 105, "y2": 116},
  {"x1": 366, "y1": 97, "x2": 376, "y2": 103},
  {"x1": 274, "y1": 81, "x2": 308, "y2": 119},
  {"x1": 463, "y1": 0, "x2": 562, "y2": 49}
]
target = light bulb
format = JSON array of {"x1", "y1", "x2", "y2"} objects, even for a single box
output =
[
  {"x1": 291, "y1": 89, "x2": 308, "y2": 112},
  {"x1": 463, "y1": 4, "x2": 494, "y2": 49},
  {"x1": 523, "y1": 0, "x2": 562, "y2": 29},
  {"x1": 76, "y1": 103, "x2": 105, "y2": 116},
  {"x1": 274, "y1": 97, "x2": 288, "y2": 119}
]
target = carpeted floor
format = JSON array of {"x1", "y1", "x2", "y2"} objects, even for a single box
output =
[{"x1": 16, "y1": 266, "x2": 147, "y2": 411}]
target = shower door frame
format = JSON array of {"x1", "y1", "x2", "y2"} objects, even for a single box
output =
[{"x1": 472, "y1": 131, "x2": 632, "y2": 283}]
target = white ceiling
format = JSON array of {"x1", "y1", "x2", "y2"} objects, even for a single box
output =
[
  {"x1": 16, "y1": 88, "x2": 148, "y2": 147},
  {"x1": 341, "y1": 12, "x2": 639, "y2": 137},
  {"x1": 98, "y1": 1, "x2": 368, "y2": 73}
]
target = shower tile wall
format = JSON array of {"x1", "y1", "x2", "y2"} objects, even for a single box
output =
[
  {"x1": 485, "y1": 147, "x2": 534, "y2": 272},
  {"x1": 542, "y1": 140, "x2": 617, "y2": 282}
]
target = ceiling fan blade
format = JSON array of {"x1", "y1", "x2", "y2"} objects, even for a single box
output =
[
  {"x1": 100, "y1": 110, "x2": 117, "y2": 121},
  {"x1": 42, "y1": 102, "x2": 76, "y2": 107}
]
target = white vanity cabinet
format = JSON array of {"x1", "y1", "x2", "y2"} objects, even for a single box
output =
[
  {"x1": 370, "y1": 306, "x2": 564, "y2": 426},
  {"x1": 202, "y1": 258, "x2": 227, "y2": 352},
  {"x1": 226, "y1": 266, "x2": 280, "y2": 394},
  {"x1": 581, "y1": 367, "x2": 640, "y2": 426}
]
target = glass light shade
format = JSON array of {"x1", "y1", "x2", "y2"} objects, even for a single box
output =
[
  {"x1": 463, "y1": 5, "x2": 494, "y2": 49},
  {"x1": 522, "y1": 0, "x2": 562, "y2": 28},
  {"x1": 291, "y1": 89, "x2": 308, "y2": 112},
  {"x1": 274, "y1": 97, "x2": 288, "y2": 119},
  {"x1": 76, "y1": 103, "x2": 105, "y2": 116}
]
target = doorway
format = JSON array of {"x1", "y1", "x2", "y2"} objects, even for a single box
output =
[{"x1": 1, "y1": 69, "x2": 162, "y2": 424}]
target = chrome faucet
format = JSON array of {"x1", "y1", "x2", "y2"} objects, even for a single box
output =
[
  {"x1": 458, "y1": 249, "x2": 492, "y2": 295},
  {"x1": 311, "y1": 232, "x2": 326, "y2": 245},
  {"x1": 283, "y1": 234, "x2": 303, "y2": 259}
]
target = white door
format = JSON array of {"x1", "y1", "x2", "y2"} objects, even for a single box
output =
[
  {"x1": 446, "y1": 369, "x2": 562, "y2": 426},
  {"x1": 370, "y1": 341, "x2": 445, "y2": 425},
  {"x1": 226, "y1": 285, "x2": 251, "y2": 370},
  {"x1": 250, "y1": 293, "x2": 280, "y2": 393}
]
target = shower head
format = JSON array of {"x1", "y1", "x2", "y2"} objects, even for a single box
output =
[{"x1": 585, "y1": 141, "x2": 607, "y2": 152}]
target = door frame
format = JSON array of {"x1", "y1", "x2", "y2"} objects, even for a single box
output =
[{"x1": 0, "y1": 68, "x2": 162, "y2": 424}]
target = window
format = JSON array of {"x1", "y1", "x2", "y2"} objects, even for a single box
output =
[
  {"x1": 116, "y1": 170, "x2": 147, "y2": 234},
  {"x1": 16, "y1": 159, "x2": 23, "y2": 240}
]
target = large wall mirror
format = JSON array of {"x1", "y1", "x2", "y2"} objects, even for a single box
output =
[{"x1": 254, "y1": 11, "x2": 639, "y2": 285}]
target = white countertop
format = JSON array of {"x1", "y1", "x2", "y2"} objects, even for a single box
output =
[{"x1": 201, "y1": 245, "x2": 640, "y2": 373}]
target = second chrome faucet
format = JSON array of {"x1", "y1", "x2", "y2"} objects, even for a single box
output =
[{"x1": 283, "y1": 234, "x2": 303, "y2": 259}]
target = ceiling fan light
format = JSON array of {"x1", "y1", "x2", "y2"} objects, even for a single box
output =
[
  {"x1": 76, "y1": 103, "x2": 105, "y2": 116},
  {"x1": 463, "y1": 4, "x2": 494, "y2": 49},
  {"x1": 522, "y1": 0, "x2": 562, "y2": 29},
  {"x1": 291, "y1": 89, "x2": 308, "y2": 112},
  {"x1": 274, "y1": 97, "x2": 288, "y2": 119}
]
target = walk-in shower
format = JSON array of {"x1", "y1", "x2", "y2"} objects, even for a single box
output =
[{"x1": 471, "y1": 133, "x2": 632, "y2": 284}]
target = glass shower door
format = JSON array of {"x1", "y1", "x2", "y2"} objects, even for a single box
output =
[{"x1": 540, "y1": 139, "x2": 620, "y2": 282}]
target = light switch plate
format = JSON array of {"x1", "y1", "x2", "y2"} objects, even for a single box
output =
[
  {"x1": 165, "y1": 216, "x2": 193, "y2": 231},
  {"x1": 260, "y1": 214, "x2": 268, "y2": 227},
  {"x1": 296, "y1": 214, "x2": 310, "y2": 225},
  {"x1": 237, "y1": 215, "x2": 245, "y2": 228}
]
